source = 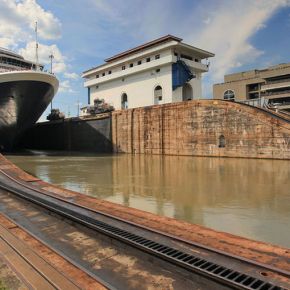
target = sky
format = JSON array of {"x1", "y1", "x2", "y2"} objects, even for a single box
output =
[{"x1": 0, "y1": 0, "x2": 290, "y2": 120}]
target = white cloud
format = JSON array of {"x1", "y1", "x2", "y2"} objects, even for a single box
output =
[
  {"x1": 203, "y1": 18, "x2": 211, "y2": 25},
  {"x1": 192, "y1": 0, "x2": 290, "y2": 83},
  {"x1": 64, "y1": 72, "x2": 79, "y2": 80},
  {"x1": 59, "y1": 80, "x2": 74, "y2": 93},
  {"x1": 0, "y1": 0, "x2": 61, "y2": 49}
]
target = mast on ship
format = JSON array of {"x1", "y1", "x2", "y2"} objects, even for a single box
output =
[{"x1": 35, "y1": 21, "x2": 39, "y2": 71}]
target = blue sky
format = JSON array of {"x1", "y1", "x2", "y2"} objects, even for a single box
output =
[{"x1": 1, "y1": 0, "x2": 290, "y2": 119}]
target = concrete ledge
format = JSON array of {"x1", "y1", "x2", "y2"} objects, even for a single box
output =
[{"x1": 112, "y1": 99, "x2": 290, "y2": 159}]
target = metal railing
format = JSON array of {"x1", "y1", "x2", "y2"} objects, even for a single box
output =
[
  {"x1": 261, "y1": 89, "x2": 290, "y2": 97},
  {"x1": 264, "y1": 77, "x2": 290, "y2": 85},
  {"x1": 236, "y1": 97, "x2": 267, "y2": 107}
]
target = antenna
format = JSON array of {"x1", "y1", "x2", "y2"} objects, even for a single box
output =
[
  {"x1": 35, "y1": 21, "x2": 39, "y2": 71},
  {"x1": 49, "y1": 53, "x2": 54, "y2": 74}
]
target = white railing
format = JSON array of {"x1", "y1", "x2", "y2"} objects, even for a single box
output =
[{"x1": 236, "y1": 97, "x2": 267, "y2": 108}]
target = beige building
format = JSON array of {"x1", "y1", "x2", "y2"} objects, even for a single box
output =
[{"x1": 213, "y1": 63, "x2": 290, "y2": 111}]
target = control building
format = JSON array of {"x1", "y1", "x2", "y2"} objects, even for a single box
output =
[
  {"x1": 82, "y1": 35, "x2": 214, "y2": 111},
  {"x1": 213, "y1": 63, "x2": 290, "y2": 111}
]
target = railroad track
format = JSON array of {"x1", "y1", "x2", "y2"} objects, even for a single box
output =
[{"x1": 0, "y1": 168, "x2": 289, "y2": 290}]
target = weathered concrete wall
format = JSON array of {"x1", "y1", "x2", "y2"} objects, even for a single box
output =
[
  {"x1": 112, "y1": 100, "x2": 290, "y2": 159},
  {"x1": 19, "y1": 115, "x2": 112, "y2": 152}
]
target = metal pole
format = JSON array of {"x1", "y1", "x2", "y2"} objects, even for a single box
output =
[
  {"x1": 35, "y1": 21, "x2": 39, "y2": 71},
  {"x1": 49, "y1": 54, "x2": 54, "y2": 112},
  {"x1": 49, "y1": 54, "x2": 54, "y2": 74}
]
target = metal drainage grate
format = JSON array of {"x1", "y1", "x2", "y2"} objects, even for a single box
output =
[
  {"x1": 1, "y1": 183, "x2": 286, "y2": 290},
  {"x1": 83, "y1": 217, "x2": 285, "y2": 290}
]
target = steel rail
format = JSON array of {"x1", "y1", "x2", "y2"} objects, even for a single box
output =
[
  {"x1": 0, "y1": 232, "x2": 82, "y2": 290},
  {"x1": 0, "y1": 168, "x2": 288, "y2": 279},
  {"x1": 0, "y1": 170, "x2": 288, "y2": 290}
]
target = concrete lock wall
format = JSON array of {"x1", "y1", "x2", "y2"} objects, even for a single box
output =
[
  {"x1": 111, "y1": 99, "x2": 290, "y2": 159},
  {"x1": 19, "y1": 116, "x2": 112, "y2": 152}
]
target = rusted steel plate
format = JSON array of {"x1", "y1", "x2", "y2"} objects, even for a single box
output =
[
  {"x1": 0, "y1": 224, "x2": 81, "y2": 290},
  {"x1": 0, "y1": 214, "x2": 106, "y2": 290},
  {"x1": 0, "y1": 238, "x2": 55, "y2": 290},
  {"x1": 0, "y1": 198, "x2": 210, "y2": 290},
  {"x1": 18, "y1": 173, "x2": 40, "y2": 182},
  {"x1": 42, "y1": 186, "x2": 77, "y2": 198},
  {"x1": 0, "y1": 164, "x2": 16, "y2": 170}
]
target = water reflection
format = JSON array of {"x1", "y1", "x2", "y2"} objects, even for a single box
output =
[{"x1": 6, "y1": 153, "x2": 290, "y2": 248}]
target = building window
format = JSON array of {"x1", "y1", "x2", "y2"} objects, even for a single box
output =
[
  {"x1": 156, "y1": 68, "x2": 160, "y2": 73},
  {"x1": 130, "y1": 63, "x2": 133, "y2": 68},
  {"x1": 182, "y1": 83, "x2": 193, "y2": 101},
  {"x1": 87, "y1": 87, "x2": 90, "y2": 104},
  {"x1": 108, "y1": 70, "x2": 112, "y2": 74},
  {"x1": 138, "y1": 60, "x2": 142, "y2": 65},
  {"x1": 96, "y1": 74, "x2": 99, "y2": 78},
  {"x1": 223, "y1": 90, "x2": 235, "y2": 100},
  {"x1": 146, "y1": 57, "x2": 150, "y2": 62},
  {"x1": 218, "y1": 135, "x2": 226, "y2": 148},
  {"x1": 122, "y1": 65, "x2": 126, "y2": 70},
  {"x1": 154, "y1": 85, "x2": 162, "y2": 105},
  {"x1": 121, "y1": 93, "x2": 128, "y2": 109},
  {"x1": 102, "y1": 72, "x2": 105, "y2": 76},
  {"x1": 181, "y1": 54, "x2": 193, "y2": 61},
  {"x1": 155, "y1": 54, "x2": 160, "y2": 60}
]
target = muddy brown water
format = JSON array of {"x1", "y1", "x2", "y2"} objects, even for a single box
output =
[{"x1": 5, "y1": 151, "x2": 290, "y2": 248}]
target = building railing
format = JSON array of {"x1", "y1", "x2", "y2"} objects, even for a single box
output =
[
  {"x1": 0, "y1": 66, "x2": 52, "y2": 74},
  {"x1": 236, "y1": 97, "x2": 267, "y2": 107},
  {"x1": 260, "y1": 89, "x2": 290, "y2": 97},
  {"x1": 265, "y1": 77, "x2": 290, "y2": 84}
]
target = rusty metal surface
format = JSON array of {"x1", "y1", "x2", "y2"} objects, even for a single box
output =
[
  {"x1": 31, "y1": 177, "x2": 290, "y2": 273},
  {"x1": 0, "y1": 189, "x2": 218, "y2": 290},
  {"x1": 0, "y1": 214, "x2": 106, "y2": 290},
  {"x1": 0, "y1": 254, "x2": 29, "y2": 290},
  {"x1": 0, "y1": 222, "x2": 81, "y2": 289}
]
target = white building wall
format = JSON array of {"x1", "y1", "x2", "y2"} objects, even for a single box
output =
[
  {"x1": 90, "y1": 64, "x2": 173, "y2": 110},
  {"x1": 189, "y1": 72, "x2": 202, "y2": 99},
  {"x1": 84, "y1": 40, "x2": 214, "y2": 111}
]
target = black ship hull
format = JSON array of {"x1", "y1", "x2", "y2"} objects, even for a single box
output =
[{"x1": 0, "y1": 72, "x2": 58, "y2": 150}]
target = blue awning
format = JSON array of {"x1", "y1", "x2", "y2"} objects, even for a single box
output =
[{"x1": 172, "y1": 60, "x2": 195, "y2": 90}]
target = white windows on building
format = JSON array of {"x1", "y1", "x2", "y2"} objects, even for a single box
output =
[
  {"x1": 121, "y1": 93, "x2": 128, "y2": 109},
  {"x1": 223, "y1": 90, "x2": 235, "y2": 100},
  {"x1": 82, "y1": 35, "x2": 214, "y2": 111},
  {"x1": 154, "y1": 85, "x2": 163, "y2": 105}
]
